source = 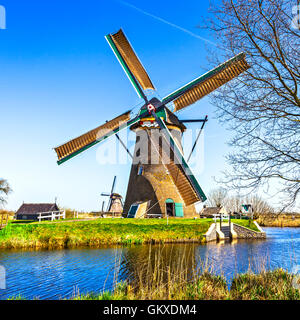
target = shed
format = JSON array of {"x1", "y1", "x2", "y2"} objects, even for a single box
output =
[
  {"x1": 15, "y1": 203, "x2": 60, "y2": 221},
  {"x1": 199, "y1": 206, "x2": 227, "y2": 218}
]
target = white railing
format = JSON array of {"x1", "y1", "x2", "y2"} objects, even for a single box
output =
[
  {"x1": 38, "y1": 210, "x2": 66, "y2": 222},
  {"x1": 213, "y1": 213, "x2": 229, "y2": 222}
]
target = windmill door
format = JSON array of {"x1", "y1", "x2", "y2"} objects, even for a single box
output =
[
  {"x1": 165, "y1": 199, "x2": 175, "y2": 216},
  {"x1": 175, "y1": 203, "x2": 184, "y2": 217}
]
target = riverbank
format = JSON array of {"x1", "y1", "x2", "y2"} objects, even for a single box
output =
[
  {"x1": 257, "y1": 214, "x2": 300, "y2": 227},
  {"x1": 0, "y1": 218, "x2": 260, "y2": 249},
  {"x1": 73, "y1": 269, "x2": 299, "y2": 300},
  {"x1": 9, "y1": 269, "x2": 298, "y2": 300}
]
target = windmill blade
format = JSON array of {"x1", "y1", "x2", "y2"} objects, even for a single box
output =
[
  {"x1": 105, "y1": 29, "x2": 155, "y2": 100},
  {"x1": 101, "y1": 193, "x2": 111, "y2": 197},
  {"x1": 106, "y1": 197, "x2": 112, "y2": 212},
  {"x1": 55, "y1": 111, "x2": 132, "y2": 165},
  {"x1": 111, "y1": 176, "x2": 117, "y2": 194},
  {"x1": 54, "y1": 104, "x2": 166, "y2": 165},
  {"x1": 162, "y1": 52, "x2": 249, "y2": 112},
  {"x1": 150, "y1": 110, "x2": 207, "y2": 206}
]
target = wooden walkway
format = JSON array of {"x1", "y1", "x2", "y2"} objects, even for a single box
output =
[{"x1": 0, "y1": 212, "x2": 9, "y2": 230}]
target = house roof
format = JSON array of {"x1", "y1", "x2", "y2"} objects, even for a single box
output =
[
  {"x1": 15, "y1": 203, "x2": 59, "y2": 215},
  {"x1": 200, "y1": 206, "x2": 223, "y2": 215}
]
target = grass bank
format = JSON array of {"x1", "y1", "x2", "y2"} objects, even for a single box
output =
[
  {"x1": 0, "y1": 218, "x2": 211, "y2": 249},
  {"x1": 0, "y1": 218, "x2": 261, "y2": 250},
  {"x1": 257, "y1": 214, "x2": 300, "y2": 227},
  {"x1": 72, "y1": 269, "x2": 299, "y2": 300},
  {"x1": 71, "y1": 243, "x2": 298, "y2": 301},
  {"x1": 10, "y1": 269, "x2": 299, "y2": 300}
]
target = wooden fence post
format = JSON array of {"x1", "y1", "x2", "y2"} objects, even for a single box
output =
[{"x1": 63, "y1": 210, "x2": 66, "y2": 219}]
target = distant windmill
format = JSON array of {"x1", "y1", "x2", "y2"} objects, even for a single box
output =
[{"x1": 101, "y1": 176, "x2": 123, "y2": 214}]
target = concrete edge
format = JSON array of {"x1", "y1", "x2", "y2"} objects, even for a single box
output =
[
  {"x1": 233, "y1": 222, "x2": 265, "y2": 234},
  {"x1": 204, "y1": 223, "x2": 217, "y2": 242},
  {"x1": 230, "y1": 223, "x2": 238, "y2": 239},
  {"x1": 216, "y1": 223, "x2": 225, "y2": 240},
  {"x1": 253, "y1": 220, "x2": 266, "y2": 233}
]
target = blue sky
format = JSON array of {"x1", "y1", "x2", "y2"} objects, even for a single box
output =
[{"x1": 0, "y1": 0, "x2": 236, "y2": 211}]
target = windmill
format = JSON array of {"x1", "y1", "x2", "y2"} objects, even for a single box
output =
[
  {"x1": 54, "y1": 29, "x2": 249, "y2": 218},
  {"x1": 101, "y1": 176, "x2": 123, "y2": 214}
]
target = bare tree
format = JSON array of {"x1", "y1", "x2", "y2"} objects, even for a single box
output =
[
  {"x1": 201, "y1": 0, "x2": 300, "y2": 208},
  {"x1": 246, "y1": 194, "x2": 274, "y2": 216},
  {"x1": 207, "y1": 187, "x2": 228, "y2": 207},
  {"x1": 0, "y1": 178, "x2": 12, "y2": 207},
  {"x1": 225, "y1": 193, "x2": 273, "y2": 217},
  {"x1": 225, "y1": 194, "x2": 243, "y2": 213},
  {"x1": 243, "y1": 194, "x2": 274, "y2": 218}
]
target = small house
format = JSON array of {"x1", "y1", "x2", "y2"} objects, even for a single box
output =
[
  {"x1": 199, "y1": 206, "x2": 228, "y2": 218},
  {"x1": 15, "y1": 203, "x2": 60, "y2": 221}
]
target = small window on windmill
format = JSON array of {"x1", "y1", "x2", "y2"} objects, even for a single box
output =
[
  {"x1": 127, "y1": 204, "x2": 139, "y2": 218},
  {"x1": 127, "y1": 201, "x2": 149, "y2": 218},
  {"x1": 136, "y1": 148, "x2": 140, "y2": 157},
  {"x1": 137, "y1": 164, "x2": 144, "y2": 176}
]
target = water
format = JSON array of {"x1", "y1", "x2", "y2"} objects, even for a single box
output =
[{"x1": 0, "y1": 227, "x2": 299, "y2": 300}]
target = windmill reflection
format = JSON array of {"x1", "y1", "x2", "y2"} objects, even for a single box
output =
[{"x1": 118, "y1": 244, "x2": 199, "y2": 289}]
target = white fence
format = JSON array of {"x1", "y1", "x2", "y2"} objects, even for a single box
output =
[
  {"x1": 38, "y1": 210, "x2": 66, "y2": 222},
  {"x1": 213, "y1": 213, "x2": 229, "y2": 222}
]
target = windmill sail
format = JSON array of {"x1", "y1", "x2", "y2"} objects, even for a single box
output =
[
  {"x1": 162, "y1": 52, "x2": 249, "y2": 112},
  {"x1": 55, "y1": 111, "x2": 131, "y2": 165},
  {"x1": 105, "y1": 29, "x2": 155, "y2": 99},
  {"x1": 150, "y1": 110, "x2": 207, "y2": 205},
  {"x1": 54, "y1": 103, "x2": 166, "y2": 165}
]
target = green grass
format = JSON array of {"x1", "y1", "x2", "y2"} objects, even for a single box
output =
[
  {"x1": 0, "y1": 217, "x2": 263, "y2": 250},
  {"x1": 0, "y1": 218, "x2": 213, "y2": 249},
  {"x1": 230, "y1": 269, "x2": 300, "y2": 300},
  {"x1": 231, "y1": 219, "x2": 260, "y2": 232}
]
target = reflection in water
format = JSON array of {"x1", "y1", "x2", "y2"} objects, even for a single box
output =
[
  {"x1": 0, "y1": 227, "x2": 299, "y2": 299},
  {"x1": 120, "y1": 244, "x2": 198, "y2": 288}
]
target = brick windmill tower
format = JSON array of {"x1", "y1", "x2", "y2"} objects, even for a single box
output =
[
  {"x1": 123, "y1": 105, "x2": 200, "y2": 217},
  {"x1": 53, "y1": 29, "x2": 249, "y2": 218}
]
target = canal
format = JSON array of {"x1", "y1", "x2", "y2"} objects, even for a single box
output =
[{"x1": 0, "y1": 227, "x2": 299, "y2": 299}]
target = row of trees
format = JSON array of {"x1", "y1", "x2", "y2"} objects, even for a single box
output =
[{"x1": 206, "y1": 187, "x2": 274, "y2": 217}]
